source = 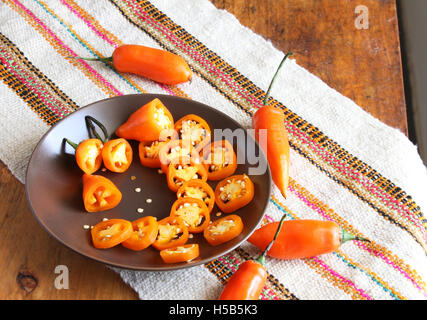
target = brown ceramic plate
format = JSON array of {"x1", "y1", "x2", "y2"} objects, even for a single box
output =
[{"x1": 25, "y1": 94, "x2": 271, "y2": 271}]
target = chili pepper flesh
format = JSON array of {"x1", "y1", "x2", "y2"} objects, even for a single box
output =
[{"x1": 218, "y1": 214, "x2": 287, "y2": 300}]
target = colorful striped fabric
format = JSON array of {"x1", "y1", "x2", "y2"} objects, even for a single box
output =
[{"x1": 1, "y1": 0, "x2": 427, "y2": 300}]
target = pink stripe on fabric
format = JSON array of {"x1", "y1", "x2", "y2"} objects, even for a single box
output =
[
  {"x1": 12, "y1": 0, "x2": 123, "y2": 97},
  {"x1": 60, "y1": 0, "x2": 178, "y2": 97},
  {"x1": 357, "y1": 241, "x2": 427, "y2": 298},
  {"x1": 287, "y1": 120, "x2": 426, "y2": 241},
  {"x1": 124, "y1": 0, "x2": 261, "y2": 108},
  {"x1": 289, "y1": 123, "x2": 427, "y2": 241},
  {"x1": 217, "y1": 254, "x2": 279, "y2": 300},
  {"x1": 0, "y1": 51, "x2": 68, "y2": 118},
  {"x1": 126, "y1": 0, "x2": 423, "y2": 235},
  {"x1": 311, "y1": 256, "x2": 373, "y2": 300},
  {"x1": 287, "y1": 185, "x2": 427, "y2": 297},
  {"x1": 59, "y1": 0, "x2": 117, "y2": 47}
]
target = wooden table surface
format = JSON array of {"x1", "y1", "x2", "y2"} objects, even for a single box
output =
[{"x1": 0, "y1": 0, "x2": 406, "y2": 299}]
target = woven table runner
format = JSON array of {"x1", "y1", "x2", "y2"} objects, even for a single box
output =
[{"x1": 1, "y1": 0, "x2": 427, "y2": 300}]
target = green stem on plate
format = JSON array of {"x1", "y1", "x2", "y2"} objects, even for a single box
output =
[
  {"x1": 64, "y1": 138, "x2": 78, "y2": 150},
  {"x1": 85, "y1": 115, "x2": 109, "y2": 143}
]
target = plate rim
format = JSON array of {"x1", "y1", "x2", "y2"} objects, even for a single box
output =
[{"x1": 25, "y1": 93, "x2": 272, "y2": 271}]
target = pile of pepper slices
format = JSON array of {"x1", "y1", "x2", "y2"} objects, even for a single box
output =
[
  {"x1": 70, "y1": 46, "x2": 370, "y2": 299},
  {"x1": 66, "y1": 97, "x2": 257, "y2": 264}
]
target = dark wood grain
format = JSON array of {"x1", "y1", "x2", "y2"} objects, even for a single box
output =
[
  {"x1": 0, "y1": 0, "x2": 407, "y2": 299},
  {"x1": 210, "y1": 0, "x2": 407, "y2": 135},
  {"x1": 0, "y1": 162, "x2": 138, "y2": 299}
]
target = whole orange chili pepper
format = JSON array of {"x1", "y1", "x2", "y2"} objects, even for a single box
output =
[
  {"x1": 65, "y1": 138, "x2": 103, "y2": 175},
  {"x1": 247, "y1": 219, "x2": 369, "y2": 259},
  {"x1": 218, "y1": 214, "x2": 286, "y2": 300},
  {"x1": 252, "y1": 52, "x2": 293, "y2": 198},
  {"x1": 72, "y1": 44, "x2": 192, "y2": 85}
]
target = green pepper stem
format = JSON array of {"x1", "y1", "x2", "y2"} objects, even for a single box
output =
[
  {"x1": 341, "y1": 229, "x2": 370, "y2": 244},
  {"x1": 263, "y1": 52, "x2": 293, "y2": 106},
  {"x1": 67, "y1": 56, "x2": 113, "y2": 63},
  {"x1": 85, "y1": 116, "x2": 109, "y2": 143},
  {"x1": 64, "y1": 138, "x2": 78, "y2": 150},
  {"x1": 256, "y1": 213, "x2": 287, "y2": 266}
]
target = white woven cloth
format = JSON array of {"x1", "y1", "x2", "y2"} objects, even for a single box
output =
[{"x1": 1, "y1": 0, "x2": 426, "y2": 300}]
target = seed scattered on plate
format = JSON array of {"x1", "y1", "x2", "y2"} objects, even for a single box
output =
[
  {"x1": 137, "y1": 208, "x2": 144, "y2": 213},
  {"x1": 131, "y1": 176, "x2": 136, "y2": 181},
  {"x1": 158, "y1": 169, "x2": 163, "y2": 174},
  {"x1": 189, "y1": 234, "x2": 194, "y2": 239},
  {"x1": 216, "y1": 212, "x2": 222, "y2": 217},
  {"x1": 90, "y1": 225, "x2": 94, "y2": 229},
  {"x1": 102, "y1": 218, "x2": 109, "y2": 221},
  {"x1": 101, "y1": 168, "x2": 107, "y2": 172},
  {"x1": 83, "y1": 225, "x2": 90, "y2": 230},
  {"x1": 135, "y1": 187, "x2": 141, "y2": 192},
  {"x1": 146, "y1": 198, "x2": 152, "y2": 203}
]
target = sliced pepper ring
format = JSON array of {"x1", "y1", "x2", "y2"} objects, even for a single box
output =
[
  {"x1": 174, "y1": 114, "x2": 211, "y2": 152},
  {"x1": 176, "y1": 179, "x2": 215, "y2": 213},
  {"x1": 214, "y1": 174, "x2": 255, "y2": 213},
  {"x1": 201, "y1": 139, "x2": 237, "y2": 181},
  {"x1": 160, "y1": 244, "x2": 200, "y2": 264},
  {"x1": 170, "y1": 197, "x2": 210, "y2": 233},
  {"x1": 91, "y1": 218, "x2": 133, "y2": 249},
  {"x1": 166, "y1": 156, "x2": 208, "y2": 192},
  {"x1": 121, "y1": 216, "x2": 159, "y2": 251},
  {"x1": 82, "y1": 174, "x2": 122, "y2": 212},
  {"x1": 152, "y1": 216, "x2": 189, "y2": 250},
  {"x1": 75, "y1": 138, "x2": 103, "y2": 174},
  {"x1": 158, "y1": 139, "x2": 201, "y2": 174},
  {"x1": 203, "y1": 214, "x2": 244, "y2": 246},
  {"x1": 139, "y1": 129, "x2": 178, "y2": 168},
  {"x1": 101, "y1": 138, "x2": 133, "y2": 173}
]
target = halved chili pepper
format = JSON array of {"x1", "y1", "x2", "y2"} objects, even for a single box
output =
[
  {"x1": 65, "y1": 138, "x2": 103, "y2": 175},
  {"x1": 203, "y1": 214, "x2": 243, "y2": 246},
  {"x1": 214, "y1": 174, "x2": 255, "y2": 213},
  {"x1": 202, "y1": 139, "x2": 237, "y2": 181},
  {"x1": 159, "y1": 139, "x2": 201, "y2": 174},
  {"x1": 116, "y1": 98, "x2": 174, "y2": 142},
  {"x1": 138, "y1": 129, "x2": 178, "y2": 168},
  {"x1": 152, "y1": 216, "x2": 189, "y2": 251},
  {"x1": 176, "y1": 179, "x2": 215, "y2": 213},
  {"x1": 247, "y1": 219, "x2": 370, "y2": 259},
  {"x1": 101, "y1": 138, "x2": 133, "y2": 173},
  {"x1": 252, "y1": 53, "x2": 293, "y2": 199},
  {"x1": 121, "y1": 216, "x2": 159, "y2": 251},
  {"x1": 91, "y1": 218, "x2": 133, "y2": 249},
  {"x1": 82, "y1": 173, "x2": 122, "y2": 212},
  {"x1": 72, "y1": 44, "x2": 192, "y2": 85},
  {"x1": 166, "y1": 156, "x2": 208, "y2": 192},
  {"x1": 218, "y1": 214, "x2": 286, "y2": 300},
  {"x1": 160, "y1": 244, "x2": 200, "y2": 264},
  {"x1": 174, "y1": 114, "x2": 211, "y2": 152},
  {"x1": 170, "y1": 197, "x2": 210, "y2": 233}
]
